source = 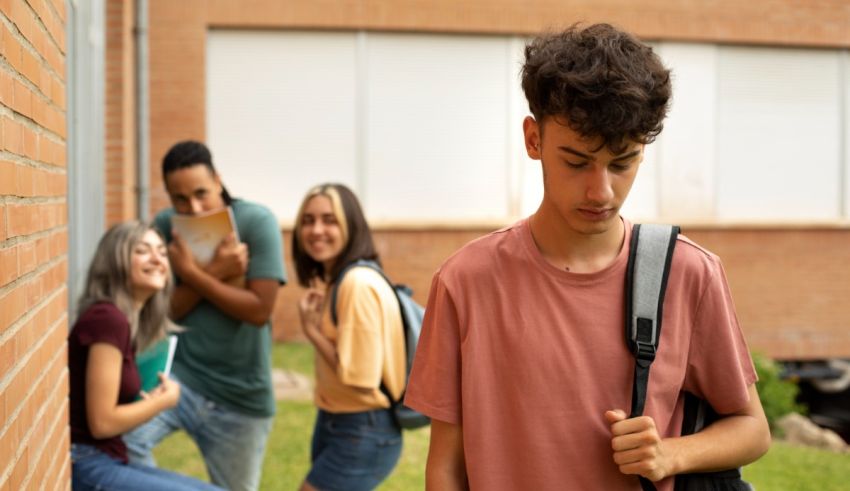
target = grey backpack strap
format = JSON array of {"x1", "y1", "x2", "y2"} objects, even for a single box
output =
[
  {"x1": 625, "y1": 223, "x2": 680, "y2": 417},
  {"x1": 625, "y1": 224, "x2": 679, "y2": 491}
]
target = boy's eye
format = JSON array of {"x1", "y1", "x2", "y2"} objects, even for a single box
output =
[{"x1": 566, "y1": 161, "x2": 586, "y2": 168}]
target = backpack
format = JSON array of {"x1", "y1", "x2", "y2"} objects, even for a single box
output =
[
  {"x1": 330, "y1": 259, "x2": 431, "y2": 430},
  {"x1": 626, "y1": 224, "x2": 752, "y2": 491}
]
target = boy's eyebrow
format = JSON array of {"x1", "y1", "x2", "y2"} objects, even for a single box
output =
[
  {"x1": 168, "y1": 186, "x2": 207, "y2": 198},
  {"x1": 611, "y1": 149, "x2": 641, "y2": 162},
  {"x1": 558, "y1": 146, "x2": 641, "y2": 162},
  {"x1": 559, "y1": 146, "x2": 592, "y2": 160}
]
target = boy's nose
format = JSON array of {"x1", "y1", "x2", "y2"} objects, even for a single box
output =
[
  {"x1": 586, "y1": 169, "x2": 614, "y2": 203},
  {"x1": 189, "y1": 199, "x2": 204, "y2": 214}
]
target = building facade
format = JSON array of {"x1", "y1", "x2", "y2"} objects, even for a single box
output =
[{"x1": 2, "y1": 1, "x2": 850, "y2": 487}]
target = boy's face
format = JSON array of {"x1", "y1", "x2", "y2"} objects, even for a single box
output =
[
  {"x1": 164, "y1": 164, "x2": 226, "y2": 215},
  {"x1": 523, "y1": 116, "x2": 643, "y2": 237}
]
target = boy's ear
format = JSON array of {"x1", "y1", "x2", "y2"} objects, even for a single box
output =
[{"x1": 523, "y1": 116, "x2": 542, "y2": 160}]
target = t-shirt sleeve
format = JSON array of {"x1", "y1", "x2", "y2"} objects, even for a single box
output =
[
  {"x1": 244, "y1": 206, "x2": 286, "y2": 284},
  {"x1": 73, "y1": 303, "x2": 131, "y2": 352},
  {"x1": 404, "y1": 270, "x2": 463, "y2": 425},
  {"x1": 334, "y1": 273, "x2": 383, "y2": 389},
  {"x1": 683, "y1": 257, "x2": 757, "y2": 415}
]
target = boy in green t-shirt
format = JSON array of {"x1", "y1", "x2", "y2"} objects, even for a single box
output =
[{"x1": 125, "y1": 140, "x2": 286, "y2": 491}]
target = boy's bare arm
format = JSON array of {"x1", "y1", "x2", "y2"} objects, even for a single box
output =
[
  {"x1": 606, "y1": 383, "x2": 771, "y2": 482},
  {"x1": 427, "y1": 418, "x2": 469, "y2": 491},
  {"x1": 168, "y1": 232, "x2": 277, "y2": 326}
]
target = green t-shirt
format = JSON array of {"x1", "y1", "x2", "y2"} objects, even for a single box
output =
[{"x1": 154, "y1": 199, "x2": 286, "y2": 417}]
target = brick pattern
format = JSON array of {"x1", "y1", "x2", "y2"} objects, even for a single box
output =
[
  {"x1": 687, "y1": 227, "x2": 850, "y2": 360},
  {"x1": 0, "y1": 0, "x2": 69, "y2": 489},
  {"x1": 204, "y1": 0, "x2": 850, "y2": 48},
  {"x1": 104, "y1": 0, "x2": 136, "y2": 226},
  {"x1": 147, "y1": 0, "x2": 206, "y2": 216},
  {"x1": 272, "y1": 227, "x2": 491, "y2": 342},
  {"x1": 272, "y1": 226, "x2": 850, "y2": 361}
]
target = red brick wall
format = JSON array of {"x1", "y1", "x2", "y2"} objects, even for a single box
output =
[
  {"x1": 274, "y1": 226, "x2": 850, "y2": 361},
  {"x1": 0, "y1": 0, "x2": 70, "y2": 489},
  {"x1": 686, "y1": 226, "x2": 850, "y2": 361},
  {"x1": 273, "y1": 227, "x2": 492, "y2": 342},
  {"x1": 204, "y1": 0, "x2": 850, "y2": 48},
  {"x1": 104, "y1": 0, "x2": 136, "y2": 226}
]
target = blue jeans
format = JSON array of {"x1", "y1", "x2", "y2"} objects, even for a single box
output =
[
  {"x1": 306, "y1": 409, "x2": 402, "y2": 491},
  {"x1": 71, "y1": 443, "x2": 223, "y2": 491},
  {"x1": 123, "y1": 377, "x2": 273, "y2": 491}
]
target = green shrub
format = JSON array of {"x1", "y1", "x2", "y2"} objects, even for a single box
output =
[{"x1": 753, "y1": 352, "x2": 806, "y2": 433}]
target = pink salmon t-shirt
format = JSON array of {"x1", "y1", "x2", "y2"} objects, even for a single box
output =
[{"x1": 405, "y1": 217, "x2": 756, "y2": 491}]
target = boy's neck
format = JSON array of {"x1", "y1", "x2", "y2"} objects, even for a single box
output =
[{"x1": 528, "y1": 208, "x2": 626, "y2": 274}]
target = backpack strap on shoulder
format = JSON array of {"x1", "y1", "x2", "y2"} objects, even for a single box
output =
[
  {"x1": 330, "y1": 259, "x2": 382, "y2": 325},
  {"x1": 625, "y1": 223, "x2": 680, "y2": 418},
  {"x1": 626, "y1": 224, "x2": 679, "y2": 491}
]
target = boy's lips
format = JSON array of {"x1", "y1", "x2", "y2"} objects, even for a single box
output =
[{"x1": 577, "y1": 207, "x2": 614, "y2": 220}]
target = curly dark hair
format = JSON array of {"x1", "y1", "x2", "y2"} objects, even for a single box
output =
[
  {"x1": 162, "y1": 140, "x2": 233, "y2": 205},
  {"x1": 521, "y1": 23, "x2": 671, "y2": 153}
]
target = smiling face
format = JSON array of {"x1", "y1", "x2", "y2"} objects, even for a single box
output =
[
  {"x1": 298, "y1": 195, "x2": 347, "y2": 273},
  {"x1": 164, "y1": 164, "x2": 226, "y2": 215},
  {"x1": 524, "y1": 116, "x2": 643, "y2": 238},
  {"x1": 129, "y1": 230, "x2": 170, "y2": 305}
]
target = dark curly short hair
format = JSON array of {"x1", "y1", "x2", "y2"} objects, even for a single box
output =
[
  {"x1": 521, "y1": 23, "x2": 671, "y2": 153},
  {"x1": 161, "y1": 140, "x2": 233, "y2": 205}
]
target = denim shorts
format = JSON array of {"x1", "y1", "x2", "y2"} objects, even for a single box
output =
[{"x1": 306, "y1": 408, "x2": 403, "y2": 491}]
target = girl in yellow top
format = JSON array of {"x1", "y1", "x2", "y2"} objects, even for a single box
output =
[{"x1": 293, "y1": 183, "x2": 406, "y2": 491}]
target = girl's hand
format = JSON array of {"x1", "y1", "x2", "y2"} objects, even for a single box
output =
[
  {"x1": 144, "y1": 374, "x2": 181, "y2": 410},
  {"x1": 298, "y1": 288, "x2": 325, "y2": 338}
]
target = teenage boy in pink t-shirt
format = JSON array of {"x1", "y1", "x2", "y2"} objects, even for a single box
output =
[{"x1": 404, "y1": 23, "x2": 771, "y2": 491}]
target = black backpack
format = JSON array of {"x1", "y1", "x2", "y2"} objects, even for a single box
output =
[
  {"x1": 626, "y1": 224, "x2": 752, "y2": 491},
  {"x1": 330, "y1": 260, "x2": 430, "y2": 430}
]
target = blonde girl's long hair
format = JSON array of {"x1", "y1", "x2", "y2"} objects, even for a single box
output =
[{"x1": 76, "y1": 221, "x2": 176, "y2": 353}]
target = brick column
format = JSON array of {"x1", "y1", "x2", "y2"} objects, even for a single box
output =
[{"x1": 0, "y1": 0, "x2": 71, "y2": 488}]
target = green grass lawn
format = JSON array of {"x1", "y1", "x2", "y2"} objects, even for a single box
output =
[{"x1": 154, "y1": 343, "x2": 849, "y2": 490}]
